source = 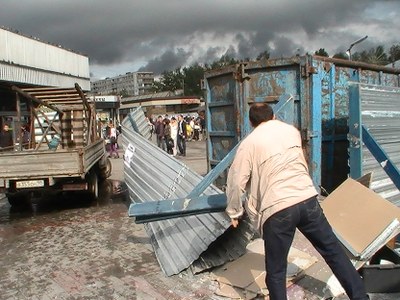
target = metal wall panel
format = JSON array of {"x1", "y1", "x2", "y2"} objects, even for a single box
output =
[
  {"x1": 121, "y1": 106, "x2": 151, "y2": 141},
  {"x1": 121, "y1": 107, "x2": 253, "y2": 276},
  {"x1": 0, "y1": 28, "x2": 89, "y2": 78},
  {"x1": 360, "y1": 85, "x2": 400, "y2": 206},
  {"x1": 0, "y1": 62, "x2": 90, "y2": 90}
]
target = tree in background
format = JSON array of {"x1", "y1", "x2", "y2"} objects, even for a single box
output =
[
  {"x1": 151, "y1": 65, "x2": 204, "y2": 97},
  {"x1": 119, "y1": 89, "x2": 129, "y2": 98},
  {"x1": 256, "y1": 50, "x2": 270, "y2": 60},
  {"x1": 388, "y1": 44, "x2": 400, "y2": 63},
  {"x1": 332, "y1": 52, "x2": 348, "y2": 60},
  {"x1": 352, "y1": 45, "x2": 388, "y2": 65},
  {"x1": 207, "y1": 54, "x2": 239, "y2": 70},
  {"x1": 314, "y1": 48, "x2": 329, "y2": 57},
  {"x1": 182, "y1": 63, "x2": 204, "y2": 96},
  {"x1": 154, "y1": 68, "x2": 184, "y2": 92}
]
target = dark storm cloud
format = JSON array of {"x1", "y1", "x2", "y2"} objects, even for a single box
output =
[
  {"x1": 138, "y1": 48, "x2": 190, "y2": 73},
  {"x1": 199, "y1": 46, "x2": 225, "y2": 65},
  {"x1": 0, "y1": 0, "x2": 398, "y2": 78}
]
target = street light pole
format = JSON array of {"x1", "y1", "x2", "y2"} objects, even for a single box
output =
[{"x1": 346, "y1": 35, "x2": 368, "y2": 60}]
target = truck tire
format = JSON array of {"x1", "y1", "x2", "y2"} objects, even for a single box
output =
[
  {"x1": 98, "y1": 156, "x2": 112, "y2": 180},
  {"x1": 6, "y1": 193, "x2": 31, "y2": 207},
  {"x1": 86, "y1": 171, "x2": 99, "y2": 200}
]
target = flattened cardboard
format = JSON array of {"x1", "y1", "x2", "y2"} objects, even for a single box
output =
[
  {"x1": 213, "y1": 252, "x2": 265, "y2": 290},
  {"x1": 215, "y1": 283, "x2": 257, "y2": 299},
  {"x1": 321, "y1": 178, "x2": 400, "y2": 258},
  {"x1": 212, "y1": 239, "x2": 317, "y2": 298}
]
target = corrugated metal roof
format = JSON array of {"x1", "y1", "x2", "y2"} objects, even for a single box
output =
[
  {"x1": 121, "y1": 107, "x2": 254, "y2": 276},
  {"x1": 360, "y1": 84, "x2": 400, "y2": 206},
  {"x1": 0, "y1": 62, "x2": 90, "y2": 90},
  {"x1": 121, "y1": 90, "x2": 183, "y2": 103},
  {"x1": 0, "y1": 27, "x2": 89, "y2": 76}
]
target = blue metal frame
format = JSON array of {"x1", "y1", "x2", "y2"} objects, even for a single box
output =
[
  {"x1": 130, "y1": 194, "x2": 228, "y2": 223},
  {"x1": 326, "y1": 65, "x2": 336, "y2": 189},
  {"x1": 310, "y1": 58, "x2": 322, "y2": 188},
  {"x1": 241, "y1": 77, "x2": 251, "y2": 138},
  {"x1": 362, "y1": 125, "x2": 400, "y2": 190},
  {"x1": 205, "y1": 79, "x2": 213, "y2": 170},
  {"x1": 348, "y1": 83, "x2": 362, "y2": 179}
]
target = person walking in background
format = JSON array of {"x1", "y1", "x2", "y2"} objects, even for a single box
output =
[
  {"x1": 189, "y1": 117, "x2": 195, "y2": 141},
  {"x1": 199, "y1": 114, "x2": 206, "y2": 141},
  {"x1": 225, "y1": 103, "x2": 369, "y2": 300},
  {"x1": 108, "y1": 123, "x2": 119, "y2": 158},
  {"x1": 20, "y1": 124, "x2": 30, "y2": 149},
  {"x1": 170, "y1": 117, "x2": 178, "y2": 156},
  {"x1": 155, "y1": 115, "x2": 165, "y2": 151},
  {"x1": 0, "y1": 124, "x2": 13, "y2": 151},
  {"x1": 177, "y1": 114, "x2": 187, "y2": 156},
  {"x1": 146, "y1": 116, "x2": 155, "y2": 139},
  {"x1": 163, "y1": 118, "x2": 173, "y2": 155},
  {"x1": 186, "y1": 117, "x2": 193, "y2": 141},
  {"x1": 193, "y1": 119, "x2": 201, "y2": 141}
]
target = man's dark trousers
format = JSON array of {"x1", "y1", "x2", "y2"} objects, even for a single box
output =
[
  {"x1": 262, "y1": 196, "x2": 368, "y2": 300},
  {"x1": 177, "y1": 134, "x2": 186, "y2": 155}
]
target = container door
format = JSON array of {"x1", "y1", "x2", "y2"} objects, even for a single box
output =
[
  {"x1": 204, "y1": 67, "x2": 239, "y2": 186},
  {"x1": 205, "y1": 62, "x2": 304, "y2": 187}
]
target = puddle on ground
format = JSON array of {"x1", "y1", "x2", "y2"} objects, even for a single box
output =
[{"x1": 0, "y1": 179, "x2": 129, "y2": 223}]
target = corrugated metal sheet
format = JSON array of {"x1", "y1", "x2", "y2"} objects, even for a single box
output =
[
  {"x1": 121, "y1": 107, "x2": 254, "y2": 276},
  {"x1": 360, "y1": 84, "x2": 400, "y2": 206},
  {"x1": 0, "y1": 61, "x2": 90, "y2": 90},
  {"x1": 121, "y1": 106, "x2": 151, "y2": 141},
  {"x1": 0, "y1": 28, "x2": 89, "y2": 78}
]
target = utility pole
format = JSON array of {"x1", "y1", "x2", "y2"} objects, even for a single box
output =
[{"x1": 346, "y1": 35, "x2": 368, "y2": 60}]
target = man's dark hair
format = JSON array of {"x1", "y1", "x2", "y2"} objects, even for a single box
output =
[{"x1": 249, "y1": 103, "x2": 274, "y2": 127}]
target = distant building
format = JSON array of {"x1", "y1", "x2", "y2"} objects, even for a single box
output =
[
  {"x1": 0, "y1": 27, "x2": 90, "y2": 90},
  {"x1": 88, "y1": 95, "x2": 121, "y2": 125},
  {"x1": 0, "y1": 26, "x2": 90, "y2": 137},
  {"x1": 119, "y1": 90, "x2": 203, "y2": 120},
  {"x1": 91, "y1": 72, "x2": 154, "y2": 96}
]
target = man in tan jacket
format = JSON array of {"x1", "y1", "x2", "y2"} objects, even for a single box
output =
[{"x1": 225, "y1": 103, "x2": 368, "y2": 300}]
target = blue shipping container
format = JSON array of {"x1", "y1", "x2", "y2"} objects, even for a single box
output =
[{"x1": 204, "y1": 55, "x2": 400, "y2": 194}]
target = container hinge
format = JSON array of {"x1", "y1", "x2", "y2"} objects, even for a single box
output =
[
  {"x1": 301, "y1": 65, "x2": 318, "y2": 78},
  {"x1": 200, "y1": 79, "x2": 206, "y2": 91},
  {"x1": 305, "y1": 130, "x2": 318, "y2": 140},
  {"x1": 238, "y1": 63, "x2": 250, "y2": 82},
  {"x1": 348, "y1": 134, "x2": 360, "y2": 149}
]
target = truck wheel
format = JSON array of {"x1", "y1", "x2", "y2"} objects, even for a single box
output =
[
  {"x1": 87, "y1": 171, "x2": 99, "y2": 199},
  {"x1": 98, "y1": 157, "x2": 112, "y2": 180},
  {"x1": 6, "y1": 193, "x2": 31, "y2": 207}
]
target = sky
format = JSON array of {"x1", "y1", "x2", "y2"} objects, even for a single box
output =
[{"x1": 1, "y1": 0, "x2": 399, "y2": 80}]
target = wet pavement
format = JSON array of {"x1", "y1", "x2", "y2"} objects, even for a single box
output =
[
  {"x1": 0, "y1": 141, "x2": 218, "y2": 300},
  {"x1": 0, "y1": 139, "x2": 399, "y2": 299}
]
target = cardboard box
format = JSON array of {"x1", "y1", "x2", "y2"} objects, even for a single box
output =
[{"x1": 321, "y1": 178, "x2": 400, "y2": 261}]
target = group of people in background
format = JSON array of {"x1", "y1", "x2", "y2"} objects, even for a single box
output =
[
  {"x1": 0, "y1": 123, "x2": 31, "y2": 151},
  {"x1": 149, "y1": 113, "x2": 205, "y2": 157}
]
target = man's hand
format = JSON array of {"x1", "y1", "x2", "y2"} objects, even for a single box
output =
[{"x1": 231, "y1": 218, "x2": 239, "y2": 228}]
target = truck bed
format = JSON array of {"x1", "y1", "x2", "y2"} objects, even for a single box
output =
[{"x1": 0, "y1": 139, "x2": 105, "y2": 180}]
